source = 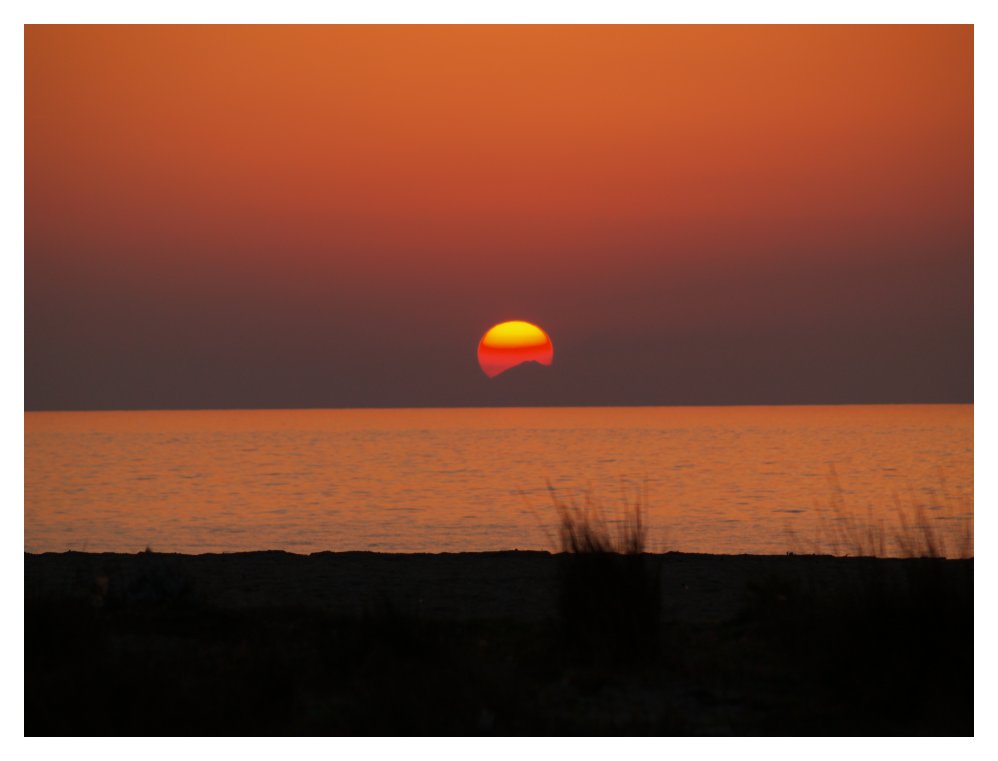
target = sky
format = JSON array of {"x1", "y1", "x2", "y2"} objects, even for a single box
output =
[{"x1": 25, "y1": 25, "x2": 973, "y2": 410}]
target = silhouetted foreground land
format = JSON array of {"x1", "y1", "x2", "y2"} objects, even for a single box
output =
[{"x1": 26, "y1": 550, "x2": 972, "y2": 735}]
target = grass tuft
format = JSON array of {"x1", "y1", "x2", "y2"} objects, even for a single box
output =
[
  {"x1": 547, "y1": 483, "x2": 662, "y2": 663},
  {"x1": 789, "y1": 465, "x2": 973, "y2": 559}
]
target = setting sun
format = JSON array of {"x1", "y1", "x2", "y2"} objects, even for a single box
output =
[{"x1": 478, "y1": 320, "x2": 554, "y2": 378}]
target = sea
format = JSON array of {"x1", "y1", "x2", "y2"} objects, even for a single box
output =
[{"x1": 24, "y1": 405, "x2": 973, "y2": 557}]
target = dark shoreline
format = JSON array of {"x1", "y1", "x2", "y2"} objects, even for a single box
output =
[
  {"x1": 26, "y1": 550, "x2": 973, "y2": 735},
  {"x1": 25, "y1": 549, "x2": 969, "y2": 624}
]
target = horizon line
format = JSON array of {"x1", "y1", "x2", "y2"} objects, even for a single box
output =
[{"x1": 23, "y1": 400, "x2": 974, "y2": 414}]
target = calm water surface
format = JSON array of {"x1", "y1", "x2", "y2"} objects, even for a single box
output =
[{"x1": 25, "y1": 406, "x2": 973, "y2": 556}]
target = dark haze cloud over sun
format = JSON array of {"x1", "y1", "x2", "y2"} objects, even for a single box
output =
[{"x1": 25, "y1": 25, "x2": 972, "y2": 410}]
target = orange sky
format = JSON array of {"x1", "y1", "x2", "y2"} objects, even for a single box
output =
[{"x1": 25, "y1": 25, "x2": 973, "y2": 409}]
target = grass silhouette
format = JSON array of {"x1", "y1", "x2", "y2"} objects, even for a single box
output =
[
  {"x1": 786, "y1": 465, "x2": 973, "y2": 559},
  {"x1": 547, "y1": 483, "x2": 662, "y2": 663}
]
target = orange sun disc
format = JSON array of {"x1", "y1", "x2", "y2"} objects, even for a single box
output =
[{"x1": 478, "y1": 320, "x2": 554, "y2": 378}]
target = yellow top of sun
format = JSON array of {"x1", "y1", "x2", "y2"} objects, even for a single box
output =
[{"x1": 480, "y1": 320, "x2": 551, "y2": 349}]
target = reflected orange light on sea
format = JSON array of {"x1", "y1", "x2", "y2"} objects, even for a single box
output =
[{"x1": 25, "y1": 405, "x2": 972, "y2": 557}]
